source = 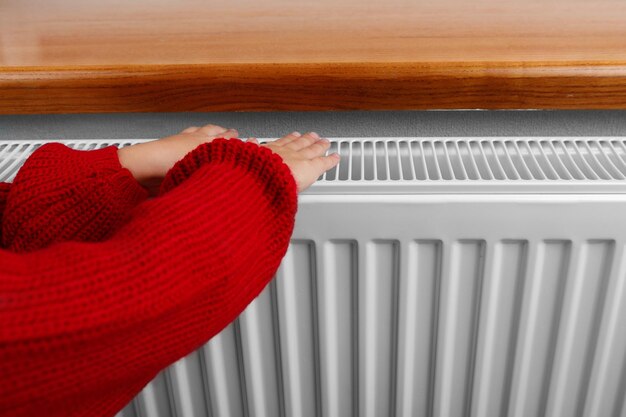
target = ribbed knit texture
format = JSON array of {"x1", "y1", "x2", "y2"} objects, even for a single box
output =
[
  {"x1": 2, "y1": 143, "x2": 150, "y2": 252},
  {"x1": 0, "y1": 182, "x2": 9, "y2": 229},
  {"x1": 0, "y1": 138, "x2": 298, "y2": 417}
]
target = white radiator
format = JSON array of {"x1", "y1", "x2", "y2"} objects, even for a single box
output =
[{"x1": 2, "y1": 138, "x2": 626, "y2": 417}]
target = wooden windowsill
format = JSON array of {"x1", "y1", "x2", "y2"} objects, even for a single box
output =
[{"x1": 2, "y1": 0, "x2": 626, "y2": 113}]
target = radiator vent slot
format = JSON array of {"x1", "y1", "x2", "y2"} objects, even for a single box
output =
[{"x1": 3, "y1": 138, "x2": 626, "y2": 193}]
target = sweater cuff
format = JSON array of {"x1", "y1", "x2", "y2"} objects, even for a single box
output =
[
  {"x1": 73, "y1": 144, "x2": 150, "y2": 201},
  {"x1": 77, "y1": 144, "x2": 150, "y2": 200},
  {"x1": 159, "y1": 138, "x2": 297, "y2": 212},
  {"x1": 2, "y1": 143, "x2": 149, "y2": 252}
]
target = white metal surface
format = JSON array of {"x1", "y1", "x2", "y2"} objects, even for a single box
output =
[{"x1": 2, "y1": 138, "x2": 626, "y2": 417}]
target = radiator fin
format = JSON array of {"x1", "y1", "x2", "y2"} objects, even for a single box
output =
[
  {"x1": 395, "y1": 240, "x2": 440, "y2": 417},
  {"x1": 546, "y1": 241, "x2": 614, "y2": 417},
  {"x1": 584, "y1": 244, "x2": 626, "y2": 417},
  {"x1": 508, "y1": 241, "x2": 571, "y2": 417},
  {"x1": 318, "y1": 240, "x2": 358, "y2": 417},
  {"x1": 471, "y1": 241, "x2": 527, "y2": 417},
  {"x1": 202, "y1": 321, "x2": 245, "y2": 417},
  {"x1": 359, "y1": 240, "x2": 400, "y2": 417},
  {"x1": 275, "y1": 241, "x2": 319, "y2": 417},
  {"x1": 238, "y1": 279, "x2": 283, "y2": 417},
  {"x1": 434, "y1": 240, "x2": 485, "y2": 417},
  {"x1": 134, "y1": 370, "x2": 173, "y2": 417}
]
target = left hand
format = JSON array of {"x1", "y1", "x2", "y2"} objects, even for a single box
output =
[{"x1": 117, "y1": 124, "x2": 239, "y2": 197}]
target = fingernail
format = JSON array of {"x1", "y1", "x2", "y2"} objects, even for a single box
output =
[
  {"x1": 309, "y1": 132, "x2": 319, "y2": 139},
  {"x1": 292, "y1": 131, "x2": 301, "y2": 137}
]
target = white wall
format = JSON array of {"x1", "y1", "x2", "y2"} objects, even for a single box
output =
[{"x1": 1, "y1": 110, "x2": 626, "y2": 140}]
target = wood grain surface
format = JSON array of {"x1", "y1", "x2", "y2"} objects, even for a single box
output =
[{"x1": 2, "y1": 0, "x2": 626, "y2": 113}]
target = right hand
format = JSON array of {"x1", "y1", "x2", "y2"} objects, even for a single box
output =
[{"x1": 248, "y1": 132, "x2": 340, "y2": 193}]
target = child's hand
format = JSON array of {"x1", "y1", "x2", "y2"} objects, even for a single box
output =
[
  {"x1": 249, "y1": 131, "x2": 340, "y2": 193},
  {"x1": 118, "y1": 124, "x2": 239, "y2": 196},
  {"x1": 118, "y1": 125, "x2": 340, "y2": 196}
]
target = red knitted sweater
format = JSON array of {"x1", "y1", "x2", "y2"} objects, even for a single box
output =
[{"x1": 0, "y1": 138, "x2": 298, "y2": 417}]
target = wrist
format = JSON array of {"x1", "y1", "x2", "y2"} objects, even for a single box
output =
[{"x1": 117, "y1": 145, "x2": 155, "y2": 186}]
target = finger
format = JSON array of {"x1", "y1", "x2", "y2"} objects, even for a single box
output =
[
  {"x1": 273, "y1": 131, "x2": 301, "y2": 147},
  {"x1": 197, "y1": 124, "x2": 229, "y2": 137},
  {"x1": 286, "y1": 132, "x2": 320, "y2": 151},
  {"x1": 247, "y1": 137, "x2": 259, "y2": 145},
  {"x1": 300, "y1": 138, "x2": 331, "y2": 158},
  {"x1": 193, "y1": 128, "x2": 238, "y2": 145},
  {"x1": 181, "y1": 126, "x2": 200, "y2": 133},
  {"x1": 202, "y1": 129, "x2": 239, "y2": 139},
  {"x1": 313, "y1": 153, "x2": 341, "y2": 172},
  {"x1": 210, "y1": 128, "x2": 239, "y2": 139}
]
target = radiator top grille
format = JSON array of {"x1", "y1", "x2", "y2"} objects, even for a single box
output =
[{"x1": 2, "y1": 138, "x2": 626, "y2": 194}]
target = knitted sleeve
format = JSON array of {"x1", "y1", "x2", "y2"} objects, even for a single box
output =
[
  {"x1": 0, "y1": 182, "x2": 9, "y2": 239},
  {"x1": 0, "y1": 138, "x2": 298, "y2": 417},
  {"x1": 1, "y1": 143, "x2": 149, "y2": 252}
]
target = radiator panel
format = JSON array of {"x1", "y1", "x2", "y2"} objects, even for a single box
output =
[
  {"x1": 2, "y1": 138, "x2": 626, "y2": 417},
  {"x1": 137, "y1": 236, "x2": 621, "y2": 417},
  {"x1": 122, "y1": 194, "x2": 625, "y2": 417}
]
